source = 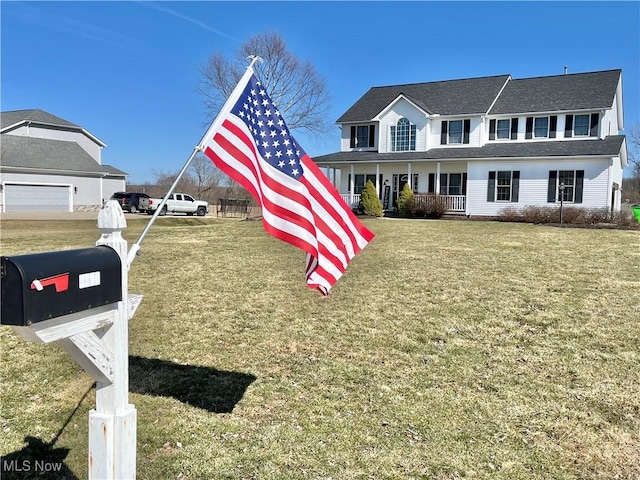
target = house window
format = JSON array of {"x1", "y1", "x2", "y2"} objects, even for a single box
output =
[
  {"x1": 448, "y1": 121, "x2": 463, "y2": 144},
  {"x1": 534, "y1": 117, "x2": 549, "y2": 137},
  {"x1": 547, "y1": 170, "x2": 584, "y2": 203},
  {"x1": 496, "y1": 119, "x2": 510, "y2": 139},
  {"x1": 439, "y1": 173, "x2": 463, "y2": 195},
  {"x1": 558, "y1": 170, "x2": 575, "y2": 201},
  {"x1": 349, "y1": 125, "x2": 375, "y2": 149},
  {"x1": 496, "y1": 171, "x2": 513, "y2": 201},
  {"x1": 390, "y1": 118, "x2": 416, "y2": 151},
  {"x1": 573, "y1": 114, "x2": 590, "y2": 136},
  {"x1": 489, "y1": 118, "x2": 519, "y2": 140},
  {"x1": 348, "y1": 174, "x2": 382, "y2": 195},
  {"x1": 487, "y1": 171, "x2": 520, "y2": 202},
  {"x1": 441, "y1": 119, "x2": 471, "y2": 145}
]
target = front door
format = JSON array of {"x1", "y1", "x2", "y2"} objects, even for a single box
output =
[{"x1": 393, "y1": 174, "x2": 409, "y2": 206}]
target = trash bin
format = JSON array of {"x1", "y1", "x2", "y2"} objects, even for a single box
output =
[{"x1": 632, "y1": 205, "x2": 640, "y2": 224}]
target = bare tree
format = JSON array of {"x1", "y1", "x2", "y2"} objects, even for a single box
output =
[
  {"x1": 151, "y1": 168, "x2": 196, "y2": 196},
  {"x1": 189, "y1": 154, "x2": 224, "y2": 199},
  {"x1": 627, "y1": 122, "x2": 640, "y2": 178},
  {"x1": 624, "y1": 123, "x2": 640, "y2": 204},
  {"x1": 197, "y1": 31, "x2": 332, "y2": 137}
]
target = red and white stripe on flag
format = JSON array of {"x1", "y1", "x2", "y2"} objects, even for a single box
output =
[{"x1": 200, "y1": 72, "x2": 373, "y2": 295}]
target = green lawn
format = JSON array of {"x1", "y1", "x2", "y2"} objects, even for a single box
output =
[{"x1": 1, "y1": 217, "x2": 639, "y2": 479}]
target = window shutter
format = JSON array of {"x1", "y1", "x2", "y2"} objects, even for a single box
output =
[
  {"x1": 350, "y1": 126, "x2": 356, "y2": 148},
  {"x1": 462, "y1": 173, "x2": 468, "y2": 195},
  {"x1": 575, "y1": 170, "x2": 584, "y2": 203},
  {"x1": 487, "y1": 171, "x2": 496, "y2": 202},
  {"x1": 489, "y1": 119, "x2": 496, "y2": 140},
  {"x1": 547, "y1": 171, "x2": 557, "y2": 202},
  {"x1": 510, "y1": 118, "x2": 518, "y2": 140},
  {"x1": 369, "y1": 125, "x2": 375, "y2": 148},
  {"x1": 565, "y1": 115, "x2": 574, "y2": 138},
  {"x1": 590, "y1": 113, "x2": 599, "y2": 137},
  {"x1": 525, "y1": 117, "x2": 533, "y2": 139},
  {"x1": 511, "y1": 171, "x2": 520, "y2": 202},
  {"x1": 428, "y1": 173, "x2": 435, "y2": 194},
  {"x1": 463, "y1": 119, "x2": 471, "y2": 144},
  {"x1": 348, "y1": 174, "x2": 352, "y2": 192},
  {"x1": 440, "y1": 121, "x2": 448, "y2": 145},
  {"x1": 549, "y1": 116, "x2": 557, "y2": 138}
]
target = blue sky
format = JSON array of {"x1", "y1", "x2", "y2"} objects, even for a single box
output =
[{"x1": 2, "y1": 1, "x2": 639, "y2": 184}]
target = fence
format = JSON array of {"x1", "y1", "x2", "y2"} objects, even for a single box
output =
[{"x1": 216, "y1": 198, "x2": 251, "y2": 218}]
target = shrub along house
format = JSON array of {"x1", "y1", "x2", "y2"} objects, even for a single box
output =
[
  {"x1": 0, "y1": 109, "x2": 127, "y2": 212},
  {"x1": 313, "y1": 69, "x2": 628, "y2": 217}
]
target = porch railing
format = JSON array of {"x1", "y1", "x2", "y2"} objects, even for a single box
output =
[
  {"x1": 339, "y1": 193, "x2": 465, "y2": 213},
  {"x1": 414, "y1": 194, "x2": 466, "y2": 212},
  {"x1": 340, "y1": 193, "x2": 361, "y2": 208}
]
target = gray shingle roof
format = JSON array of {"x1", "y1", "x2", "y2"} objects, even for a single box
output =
[
  {"x1": 1, "y1": 109, "x2": 80, "y2": 130},
  {"x1": 313, "y1": 136, "x2": 626, "y2": 164},
  {"x1": 337, "y1": 75, "x2": 511, "y2": 122},
  {"x1": 488, "y1": 70, "x2": 621, "y2": 114},
  {"x1": 0, "y1": 135, "x2": 127, "y2": 176}
]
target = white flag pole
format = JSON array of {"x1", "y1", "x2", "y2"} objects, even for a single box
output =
[{"x1": 127, "y1": 56, "x2": 262, "y2": 268}]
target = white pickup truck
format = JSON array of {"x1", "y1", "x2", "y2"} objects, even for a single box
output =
[{"x1": 138, "y1": 193, "x2": 209, "y2": 216}]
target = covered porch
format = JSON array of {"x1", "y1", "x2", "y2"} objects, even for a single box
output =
[{"x1": 322, "y1": 160, "x2": 468, "y2": 214}]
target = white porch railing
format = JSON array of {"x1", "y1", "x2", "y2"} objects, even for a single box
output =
[
  {"x1": 340, "y1": 193, "x2": 361, "y2": 208},
  {"x1": 339, "y1": 193, "x2": 466, "y2": 213},
  {"x1": 414, "y1": 194, "x2": 466, "y2": 212}
]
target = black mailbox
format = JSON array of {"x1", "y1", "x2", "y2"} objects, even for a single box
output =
[{"x1": 1, "y1": 246, "x2": 122, "y2": 326}]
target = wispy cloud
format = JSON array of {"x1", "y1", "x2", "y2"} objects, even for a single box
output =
[
  {"x1": 138, "y1": 2, "x2": 240, "y2": 42},
  {"x1": 6, "y1": 2, "x2": 133, "y2": 49}
]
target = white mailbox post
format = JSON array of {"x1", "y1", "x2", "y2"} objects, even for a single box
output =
[{"x1": 4, "y1": 200, "x2": 141, "y2": 479}]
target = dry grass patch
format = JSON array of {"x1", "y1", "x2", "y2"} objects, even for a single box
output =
[{"x1": 1, "y1": 217, "x2": 639, "y2": 479}]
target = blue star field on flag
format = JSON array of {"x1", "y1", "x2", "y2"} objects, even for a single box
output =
[{"x1": 229, "y1": 75, "x2": 305, "y2": 179}]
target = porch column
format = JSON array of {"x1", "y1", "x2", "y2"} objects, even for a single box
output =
[
  {"x1": 407, "y1": 163, "x2": 412, "y2": 191},
  {"x1": 349, "y1": 164, "x2": 355, "y2": 205},
  {"x1": 436, "y1": 162, "x2": 441, "y2": 195},
  {"x1": 375, "y1": 163, "x2": 380, "y2": 197}
]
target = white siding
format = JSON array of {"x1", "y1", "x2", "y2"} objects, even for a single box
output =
[
  {"x1": 467, "y1": 158, "x2": 614, "y2": 217},
  {"x1": 378, "y1": 98, "x2": 428, "y2": 153},
  {"x1": 428, "y1": 117, "x2": 483, "y2": 149}
]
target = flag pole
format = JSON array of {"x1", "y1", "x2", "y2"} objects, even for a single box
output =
[{"x1": 126, "y1": 56, "x2": 263, "y2": 268}]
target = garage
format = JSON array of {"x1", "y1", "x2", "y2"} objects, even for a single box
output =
[{"x1": 4, "y1": 184, "x2": 71, "y2": 212}]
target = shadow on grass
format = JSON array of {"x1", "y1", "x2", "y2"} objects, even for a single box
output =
[
  {"x1": 0, "y1": 436, "x2": 78, "y2": 480},
  {"x1": 129, "y1": 355, "x2": 256, "y2": 413}
]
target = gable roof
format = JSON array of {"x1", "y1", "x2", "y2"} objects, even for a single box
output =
[
  {"x1": 488, "y1": 69, "x2": 621, "y2": 114},
  {"x1": 0, "y1": 135, "x2": 126, "y2": 176},
  {"x1": 1, "y1": 109, "x2": 80, "y2": 130},
  {"x1": 337, "y1": 75, "x2": 511, "y2": 122},
  {"x1": 313, "y1": 135, "x2": 626, "y2": 164},
  {"x1": 1, "y1": 109, "x2": 106, "y2": 146}
]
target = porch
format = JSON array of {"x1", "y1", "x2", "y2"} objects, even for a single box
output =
[{"x1": 339, "y1": 193, "x2": 466, "y2": 213}]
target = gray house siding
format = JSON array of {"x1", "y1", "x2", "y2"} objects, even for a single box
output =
[{"x1": 0, "y1": 109, "x2": 127, "y2": 212}]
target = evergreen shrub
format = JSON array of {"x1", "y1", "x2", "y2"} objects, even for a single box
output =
[
  {"x1": 359, "y1": 180, "x2": 384, "y2": 217},
  {"x1": 397, "y1": 184, "x2": 414, "y2": 217}
]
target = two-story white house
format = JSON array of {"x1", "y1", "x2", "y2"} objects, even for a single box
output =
[
  {"x1": 313, "y1": 69, "x2": 627, "y2": 217},
  {"x1": 0, "y1": 109, "x2": 127, "y2": 212}
]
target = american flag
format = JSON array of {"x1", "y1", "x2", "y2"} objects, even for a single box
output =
[{"x1": 201, "y1": 69, "x2": 374, "y2": 295}]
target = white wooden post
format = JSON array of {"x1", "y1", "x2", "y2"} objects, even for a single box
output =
[{"x1": 90, "y1": 200, "x2": 137, "y2": 479}]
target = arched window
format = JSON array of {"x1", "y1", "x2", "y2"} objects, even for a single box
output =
[{"x1": 390, "y1": 118, "x2": 416, "y2": 151}]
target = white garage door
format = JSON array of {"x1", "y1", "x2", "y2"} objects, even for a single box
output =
[{"x1": 4, "y1": 184, "x2": 71, "y2": 212}]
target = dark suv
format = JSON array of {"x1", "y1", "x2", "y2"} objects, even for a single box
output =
[{"x1": 110, "y1": 192, "x2": 150, "y2": 213}]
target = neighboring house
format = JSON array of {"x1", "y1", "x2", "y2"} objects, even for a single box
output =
[
  {"x1": 313, "y1": 69, "x2": 628, "y2": 217},
  {"x1": 0, "y1": 109, "x2": 127, "y2": 212}
]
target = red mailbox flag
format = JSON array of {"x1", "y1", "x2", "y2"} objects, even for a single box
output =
[{"x1": 200, "y1": 67, "x2": 374, "y2": 295}]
